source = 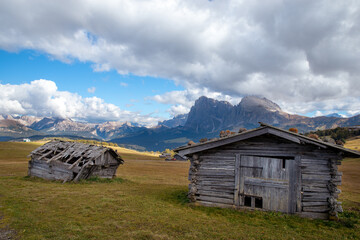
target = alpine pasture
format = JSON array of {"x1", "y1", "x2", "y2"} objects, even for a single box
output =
[{"x1": 0, "y1": 141, "x2": 359, "y2": 239}]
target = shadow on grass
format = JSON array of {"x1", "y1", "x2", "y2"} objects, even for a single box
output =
[
  {"x1": 337, "y1": 211, "x2": 360, "y2": 228},
  {"x1": 78, "y1": 176, "x2": 127, "y2": 184},
  {"x1": 159, "y1": 188, "x2": 189, "y2": 206}
]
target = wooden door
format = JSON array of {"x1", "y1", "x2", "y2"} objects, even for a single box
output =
[{"x1": 234, "y1": 155, "x2": 297, "y2": 213}]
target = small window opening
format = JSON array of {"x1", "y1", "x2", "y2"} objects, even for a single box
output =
[
  {"x1": 282, "y1": 159, "x2": 286, "y2": 169},
  {"x1": 244, "y1": 196, "x2": 252, "y2": 207},
  {"x1": 255, "y1": 197, "x2": 263, "y2": 208}
]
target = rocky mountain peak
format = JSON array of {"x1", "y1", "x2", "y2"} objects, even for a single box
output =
[
  {"x1": 239, "y1": 96, "x2": 282, "y2": 112},
  {"x1": 195, "y1": 96, "x2": 233, "y2": 107},
  {"x1": 185, "y1": 96, "x2": 233, "y2": 133},
  {"x1": 0, "y1": 114, "x2": 14, "y2": 120},
  {"x1": 18, "y1": 116, "x2": 42, "y2": 126},
  {"x1": 158, "y1": 114, "x2": 188, "y2": 128}
]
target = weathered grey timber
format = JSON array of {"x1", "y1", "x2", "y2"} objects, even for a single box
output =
[
  {"x1": 173, "y1": 154, "x2": 188, "y2": 161},
  {"x1": 174, "y1": 123, "x2": 360, "y2": 220},
  {"x1": 28, "y1": 140, "x2": 123, "y2": 182}
]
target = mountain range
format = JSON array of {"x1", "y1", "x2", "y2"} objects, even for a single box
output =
[{"x1": 1, "y1": 96, "x2": 359, "y2": 151}]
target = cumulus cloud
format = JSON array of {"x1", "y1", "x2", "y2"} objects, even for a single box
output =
[
  {"x1": 0, "y1": 0, "x2": 359, "y2": 117},
  {"x1": 0, "y1": 80, "x2": 160, "y2": 126}
]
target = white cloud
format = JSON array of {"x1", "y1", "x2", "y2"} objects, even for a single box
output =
[
  {"x1": 0, "y1": 80, "x2": 160, "y2": 126},
  {"x1": 87, "y1": 87, "x2": 96, "y2": 93},
  {"x1": 0, "y1": 0, "x2": 359, "y2": 117},
  {"x1": 169, "y1": 104, "x2": 189, "y2": 116},
  {"x1": 120, "y1": 82, "x2": 128, "y2": 87},
  {"x1": 151, "y1": 87, "x2": 241, "y2": 116},
  {"x1": 278, "y1": 96, "x2": 360, "y2": 117},
  {"x1": 125, "y1": 104, "x2": 134, "y2": 108}
]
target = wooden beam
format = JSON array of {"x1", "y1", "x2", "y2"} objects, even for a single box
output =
[
  {"x1": 267, "y1": 128, "x2": 300, "y2": 144},
  {"x1": 46, "y1": 147, "x2": 72, "y2": 163},
  {"x1": 68, "y1": 157, "x2": 84, "y2": 170},
  {"x1": 39, "y1": 151, "x2": 53, "y2": 160}
]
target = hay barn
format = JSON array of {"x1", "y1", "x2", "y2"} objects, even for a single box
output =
[
  {"x1": 174, "y1": 123, "x2": 360, "y2": 220},
  {"x1": 28, "y1": 140, "x2": 123, "y2": 182}
]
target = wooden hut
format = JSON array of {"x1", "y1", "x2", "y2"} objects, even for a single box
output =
[
  {"x1": 173, "y1": 154, "x2": 188, "y2": 161},
  {"x1": 28, "y1": 141, "x2": 123, "y2": 182},
  {"x1": 174, "y1": 123, "x2": 360, "y2": 219}
]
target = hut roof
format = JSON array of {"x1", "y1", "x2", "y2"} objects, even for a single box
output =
[
  {"x1": 29, "y1": 140, "x2": 123, "y2": 164},
  {"x1": 174, "y1": 123, "x2": 360, "y2": 158}
]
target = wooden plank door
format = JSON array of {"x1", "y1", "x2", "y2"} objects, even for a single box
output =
[{"x1": 235, "y1": 155, "x2": 296, "y2": 213}]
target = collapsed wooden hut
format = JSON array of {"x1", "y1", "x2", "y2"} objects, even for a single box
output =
[
  {"x1": 173, "y1": 154, "x2": 188, "y2": 161},
  {"x1": 174, "y1": 123, "x2": 360, "y2": 219},
  {"x1": 28, "y1": 140, "x2": 123, "y2": 182}
]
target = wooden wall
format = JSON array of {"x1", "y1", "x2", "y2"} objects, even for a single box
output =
[
  {"x1": 28, "y1": 151, "x2": 121, "y2": 181},
  {"x1": 187, "y1": 135, "x2": 342, "y2": 219},
  {"x1": 28, "y1": 159, "x2": 74, "y2": 182}
]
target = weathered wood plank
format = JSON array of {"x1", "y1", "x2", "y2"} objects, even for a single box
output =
[
  {"x1": 196, "y1": 185, "x2": 235, "y2": 193},
  {"x1": 29, "y1": 167, "x2": 72, "y2": 181},
  {"x1": 244, "y1": 177, "x2": 289, "y2": 189},
  {"x1": 288, "y1": 159, "x2": 296, "y2": 213},
  {"x1": 68, "y1": 156, "x2": 83, "y2": 169},
  {"x1": 302, "y1": 197, "x2": 329, "y2": 202},
  {"x1": 31, "y1": 162, "x2": 72, "y2": 175},
  {"x1": 300, "y1": 165, "x2": 330, "y2": 171},
  {"x1": 234, "y1": 154, "x2": 240, "y2": 206},
  {"x1": 301, "y1": 170, "x2": 332, "y2": 175},
  {"x1": 199, "y1": 164, "x2": 235, "y2": 170},
  {"x1": 301, "y1": 182, "x2": 328, "y2": 188},
  {"x1": 195, "y1": 200, "x2": 233, "y2": 209},
  {"x1": 302, "y1": 174, "x2": 331, "y2": 181},
  {"x1": 213, "y1": 150, "x2": 297, "y2": 157},
  {"x1": 38, "y1": 150, "x2": 53, "y2": 160},
  {"x1": 303, "y1": 206, "x2": 330, "y2": 213},
  {"x1": 196, "y1": 190, "x2": 234, "y2": 199},
  {"x1": 199, "y1": 160, "x2": 235, "y2": 165},
  {"x1": 295, "y1": 156, "x2": 302, "y2": 213},
  {"x1": 302, "y1": 186, "x2": 331, "y2": 193},
  {"x1": 196, "y1": 195, "x2": 234, "y2": 204},
  {"x1": 196, "y1": 171, "x2": 235, "y2": 177},
  {"x1": 177, "y1": 127, "x2": 269, "y2": 155},
  {"x1": 302, "y1": 192, "x2": 332, "y2": 199},
  {"x1": 302, "y1": 174, "x2": 341, "y2": 182},
  {"x1": 200, "y1": 155, "x2": 236, "y2": 160},
  {"x1": 197, "y1": 181, "x2": 235, "y2": 187},
  {"x1": 302, "y1": 201, "x2": 329, "y2": 207}
]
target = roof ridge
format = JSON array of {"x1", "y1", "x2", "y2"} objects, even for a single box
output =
[{"x1": 174, "y1": 123, "x2": 360, "y2": 157}]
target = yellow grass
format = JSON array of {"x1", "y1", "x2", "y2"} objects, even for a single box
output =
[
  {"x1": 339, "y1": 139, "x2": 360, "y2": 210},
  {"x1": 344, "y1": 138, "x2": 360, "y2": 151}
]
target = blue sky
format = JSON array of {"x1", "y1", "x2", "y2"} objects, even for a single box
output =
[
  {"x1": 0, "y1": 49, "x2": 184, "y2": 121},
  {"x1": 0, "y1": 0, "x2": 359, "y2": 125}
]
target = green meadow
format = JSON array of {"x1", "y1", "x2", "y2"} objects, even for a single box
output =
[{"x1": 0, "y1": 141, "x2": 359, "y2": 239}]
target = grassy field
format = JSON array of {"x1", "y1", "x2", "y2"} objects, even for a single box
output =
[{"x1": 0, "y1": 141, "x2": 359, "y2": 239}]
